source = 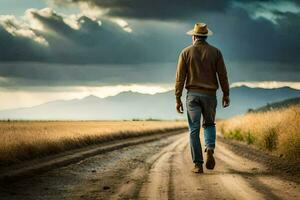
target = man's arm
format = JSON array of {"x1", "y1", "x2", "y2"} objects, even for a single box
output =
[
  {"x1": 175, "y1": 51, "x2": 188, "y2": 103},
  {"x1": 216, "y1": 50, "x2": 230, "y2": 107}
]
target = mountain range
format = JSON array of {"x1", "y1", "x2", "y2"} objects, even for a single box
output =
[{"x1": 0, "y1": 86, "x2": 299, "y2": 120}]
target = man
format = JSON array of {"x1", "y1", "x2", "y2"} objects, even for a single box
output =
[{"x1": 175, "y1": 22, "x2": 230, "y2": 173}]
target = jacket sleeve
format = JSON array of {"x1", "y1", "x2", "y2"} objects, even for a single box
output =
[
  {"x1": 175, "y1": 51, "x2": 188, "y2": 102},
  {"x1": 216, "y1": 50, "x2": 230, "y2": 97}
]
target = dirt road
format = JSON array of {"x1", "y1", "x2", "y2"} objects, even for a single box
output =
[{"x1": 0, "y1": 132, "x2": 299, "y2": 200}]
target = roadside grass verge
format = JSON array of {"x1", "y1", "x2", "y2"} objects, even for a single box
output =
[
  {"x1": 219, "y1": 105, "x2": 300, "y2": 161},
  {"x1": 0, "y1": 121, "x2": 187, "y2": 166}
]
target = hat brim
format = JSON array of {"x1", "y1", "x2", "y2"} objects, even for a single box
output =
[{"x1": 186, "y1": 28, "x2": 213, "y2": 36}]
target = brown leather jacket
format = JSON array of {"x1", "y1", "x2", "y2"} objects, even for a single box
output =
[{"x1": 175, "y1": 39, "x2": 230, "y2": 102}]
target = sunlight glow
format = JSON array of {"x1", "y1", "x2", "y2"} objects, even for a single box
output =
[
  {"x1": 78, "y1": 2, "x2": 108, "y2": 19},
  {"x1": 0, "y1": 14, "x2": 48, "y2": 46},
  {"x1": 62, "y1": 14, "x2": 81, "y2": 30},
  {"x1": 0, "y1": 84, "x2": 173, "y2": 110},
  {"x1": 111, "y1": 18, "x2": 133, "y2": 33}
]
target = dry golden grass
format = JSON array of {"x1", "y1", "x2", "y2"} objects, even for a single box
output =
[
  {"x1": 219, "y1": 105, "x2": 300, "y2": 161},
  {"x1": 0, "y1": 120, "x2": 187, "y2": 165}
]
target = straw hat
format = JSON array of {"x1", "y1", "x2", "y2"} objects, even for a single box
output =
[{"x1": 186, "y1": 23, "x2": 213, "y2": 36}]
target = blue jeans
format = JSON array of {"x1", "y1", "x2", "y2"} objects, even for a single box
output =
[{"x1": 186, "y1": 91, "x2": 217, "y2": 164}]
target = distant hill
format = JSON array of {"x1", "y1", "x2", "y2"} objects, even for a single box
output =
[
  {"x1": 247, "y1": 97, "x2": 300, "y2": 113},
  {"x1": 0, "y1": 86, "x2": 299, "y2": 120}
]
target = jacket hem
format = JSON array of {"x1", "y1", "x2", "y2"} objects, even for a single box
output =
[{"x1": 187, "y1": 88, "x2": 217, "y2": 96}]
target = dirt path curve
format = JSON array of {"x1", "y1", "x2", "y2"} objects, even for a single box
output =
[{"x1": 0, "y1": 132, "x2": 299, "y2": 200}]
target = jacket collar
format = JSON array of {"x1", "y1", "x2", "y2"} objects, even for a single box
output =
[{"x1": 194, "y1": 39, "x2": 208, "y2": 46}]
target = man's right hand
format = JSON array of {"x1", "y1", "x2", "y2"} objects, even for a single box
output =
[
  {"x1": 176, "y1": 100, "x2": 184, "y2": 114},
  {"x1": 222, "y1": 96, "x2": 230, "y2": 108}
]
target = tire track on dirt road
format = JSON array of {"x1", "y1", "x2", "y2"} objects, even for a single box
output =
[
  {"x1": 137, "y1": 136, "x2": 187, "y2": 200},
  {"x1": 112, "y1": 134, "x2": 187, "y2": 200}
]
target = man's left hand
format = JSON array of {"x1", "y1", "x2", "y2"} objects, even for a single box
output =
[{"x1": 176, "y1": 100, "x2": 184, "y2": 114}]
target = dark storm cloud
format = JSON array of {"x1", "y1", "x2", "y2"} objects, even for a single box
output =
[
  {"x1": 206, "y1": 8, "x2": 300, "y2": 63},
  {"x1": 0, "y1": 62, "x2": 177, "y2": 88},
  {"x1": 0, "y1": 60, "x2": 299, "y2": 89},
  {"x1": 0, "y1": 8, "x2": 185, "y2": 64},
  {"x1": 0, "y1": 23, "x2": 48, "y2": 62},
  {"x1": 52, "y1": 0, "x2": 300, "y2": 20},
  {"x1": 46, "y1": 0, "x2": 300, "y2": 63},
  {"x1": 53, "y1": 0, "x2": 229, "y2": 20},
  {"x1": 26, "y1": 9, "x2": 147, "y2": 64},
  {"x1": 0, "y1": 0, "x2": 299, "y2": 86},
  {"x1": 1, "y1": 1, "x2": 299, "y2": 65}
]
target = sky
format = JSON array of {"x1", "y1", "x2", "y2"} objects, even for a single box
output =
[{"x1": 0, "y1": 0, "x2": 299, "y2": 109}]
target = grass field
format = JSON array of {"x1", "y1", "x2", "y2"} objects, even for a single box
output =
[
  {"x1": 0, "y1": 120, "x2": 187, "y2": 165},
  {"x1": 219, "y1": 105, "x2": 300, "y2": 161}
]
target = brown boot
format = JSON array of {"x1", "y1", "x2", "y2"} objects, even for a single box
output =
[
  {"x1": 206, "y1": 149, "x2": 215, "y2": 170},
  {"x1": 191, "y1": 163, "x2": 204, "y2": 173}
]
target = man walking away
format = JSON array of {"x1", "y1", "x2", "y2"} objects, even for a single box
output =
[{"x1": 175, "y1": 22, "x2": 230, "y2": 173}]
